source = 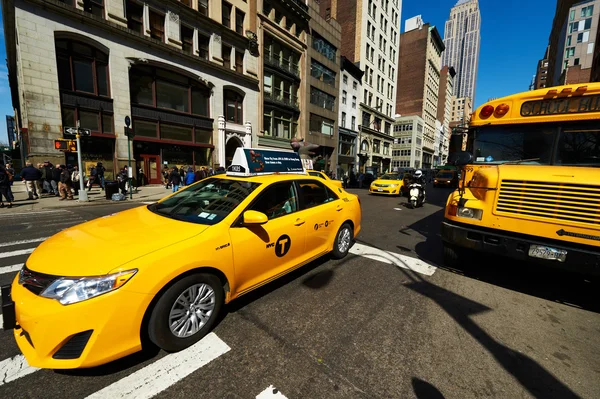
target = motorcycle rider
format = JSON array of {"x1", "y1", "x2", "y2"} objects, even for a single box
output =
[{"x1": 408, "y1": 169, "x2": 426, "y2": 205}]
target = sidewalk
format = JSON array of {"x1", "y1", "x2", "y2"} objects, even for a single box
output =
[{"x1": 0, "y1": 182, "x2": 174, "y2": 213}]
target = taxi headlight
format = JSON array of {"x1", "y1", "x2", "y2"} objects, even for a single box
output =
[
  {"x1": 457, "y1": 207, "x2": 483, "y2": 220},
  {"x1": 41, "y1": 270, "x2": 137, "y2": 305},
  {"x1": 390, "y1": 184, "x2": 398, "y2": 188}
]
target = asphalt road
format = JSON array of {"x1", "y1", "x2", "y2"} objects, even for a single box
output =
[{"x1": 0, "y1": 187, "x2": 598, "y2": 399}]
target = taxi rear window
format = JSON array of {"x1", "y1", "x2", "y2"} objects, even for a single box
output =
[{"x1": 149, "y1": 178, "x2": 261, "y2": 225}]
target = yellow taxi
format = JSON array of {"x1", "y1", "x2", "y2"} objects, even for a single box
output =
[
  {"x1": 307, "y1": 169, "x2": 343, "y2": 188},
  {"x1": 2, "y1": 148, "x2": 361, "y2": 369},
  {"x1": 369, "y1": 172, "x2": 406, "y2": 196}
]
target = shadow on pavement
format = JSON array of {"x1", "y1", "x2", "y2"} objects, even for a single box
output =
[{"x1": 412, "y1": 377, "x2": 446, "y2": 399}]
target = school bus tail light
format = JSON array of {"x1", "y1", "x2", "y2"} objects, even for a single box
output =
[
  {"x1": 495, "y1": 103, "x2": 510, "y2": 116},
  {"x1": 480, "y1": 105, "x2": 494, "y2": 118}
]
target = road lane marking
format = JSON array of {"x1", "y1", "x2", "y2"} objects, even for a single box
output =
[
  {"x1": 350, "y1": 243, "x2": 437, "y2": 276},
  {"x1": 0, "y1": 354, "x2": 40, "y2": 387},
  {"x1": 0, "y1": 210, "x2": 69, "y2": 218},
  {"x1": 141, "y1": 201, "x2": 156, "y2": 204},
  {"x1": 393, "y1": 207, "x2": 403, "y2": 211},
  {"x1": 85, "y1": 332, "x2": 230, "y2": 399},
  {"x1": 0, "y1": 249, "x2": 35, "y2": 259},
  {"x1": 0, "y1": 264, "x2": 23, "y2": 276},
  {"x1": 0, "y1": 238, "x2": 48, "y2": 248},
  {"x1": 256, "y1": 386, "x2": 288, "y2": 398}
]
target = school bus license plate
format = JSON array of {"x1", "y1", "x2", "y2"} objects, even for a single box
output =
[{"x1": 528, "y1": 245, "x2": 567, "y2": 262}]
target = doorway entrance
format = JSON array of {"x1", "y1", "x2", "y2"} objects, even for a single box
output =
[
  {"x1": 140, "y1": 154, "x2": 161, "y2": 185},
  {"x1": 225, "y1": 136, "x2": 243, "y2": 168}
]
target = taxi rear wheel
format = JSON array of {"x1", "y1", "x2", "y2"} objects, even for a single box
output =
[
  {"x1": 332, "y1": 223, "x2": 353, "y2": 259},
  {"x1": 148, "y1": 273, "x2": 224, "y2": 352}
]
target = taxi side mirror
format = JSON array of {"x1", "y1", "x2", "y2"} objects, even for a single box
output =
[{"x1": 243, "y1": 210, "x2": 268, "y2": 225}]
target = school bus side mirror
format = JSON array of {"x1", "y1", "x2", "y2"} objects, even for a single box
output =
[{"x1": 449, "y1": 151, "x2": 473, "y2": 166}]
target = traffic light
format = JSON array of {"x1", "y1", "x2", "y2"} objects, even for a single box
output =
[
  {"x1": 68, "y1": 140, "x2": 77, "y2": 152},
  {"x1": 54, "y1": 140, "x2": 68, "y2": 151}
]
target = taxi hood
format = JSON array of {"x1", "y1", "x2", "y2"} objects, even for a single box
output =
[{"x1": 26, "y1": 206, "x2": 209, "y2": 277}]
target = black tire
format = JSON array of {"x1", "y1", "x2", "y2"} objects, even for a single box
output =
[
  {"x1": 443, "y1": 244, "x2": 464, "y2": 268},
  {"x1": 148, "y1": 273, "x2": 224, "y2": 352},
  {"x1": 331, "y1": 222, "x2": 353, "y2": 259}
]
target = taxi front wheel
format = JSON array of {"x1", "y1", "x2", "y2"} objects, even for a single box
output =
[
  {"x1": 332, "y1": 223, "x2": 353, "y2": 259},
  {"x1": 148, "y1": 273, "x2": 224, "y2": 352}
]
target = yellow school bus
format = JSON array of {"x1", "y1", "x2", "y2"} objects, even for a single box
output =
[{"x1": 442, "y1": 83, "x2": 600, "y2": 275}]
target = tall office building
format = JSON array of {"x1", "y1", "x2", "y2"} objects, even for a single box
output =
[
  {"x1": 319, "y1": 0, "x2": 403, "y2": 174},
  {"x1": 441, "y1": 0, "x2": 481, "y2": 102}
]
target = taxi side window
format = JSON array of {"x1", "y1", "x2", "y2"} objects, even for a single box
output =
[
  {"x1": 308, "y1": 171, "x2": 324, "y2": 179},
  {"x1": 298, "y1": 180, "x2": 338, "y2": 210},
  {"x1": 248, "y1": 182, "x2": 298, "y2": 220}
]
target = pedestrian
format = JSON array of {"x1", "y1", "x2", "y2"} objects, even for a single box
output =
[
  {"x1": 5, "y1": 164, "x2": 15, "y2": 186},
  {"x1": 185, "y1": 167, "x2": 195, "y2": 186},
  {"x1": 58, "y1": 165, "x2": 74, "y2": 200},
  {"x1": 168, "y1": 166, "x2": 181, "y2": 192},
  {"x1": 117, "y1": 166, "x2": 129, "y2": 195},
  {"x1": 71, "y1": 165, "x2": 81, "y2": 196},
  {"x1": 0, "y1": 164, "x2": 14, "y2": 208},
  {"x1": 179, "y1": 166, "x2": 185, "y2": 186},
  {"x1": 51, "y1": 163, "x2": 62, "y2": 197},
  {"x1": 163, "y1": 167, "x2": 170, "y2": 189},
  {"x1": 87, "y1": 165, "x2": 98, "y2": 191},
  {"x1": 194, "y1": 168, "x2": 202, "y2": 182},
  {"x1": 42, "y1": 161, "x2": 55, "y2": 195},
  {"x1": 96, "y1": 162, "x2": 106, "y2": 191},
  {"x1": 21, "y1": 161, "x2": 42, "y2": 200}
]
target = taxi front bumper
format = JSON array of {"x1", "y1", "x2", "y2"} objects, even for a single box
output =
[
  {"x1": 369, "y1": 185, "x2": 402, "y2": 195},
  {"x1": 6, "y1": 275, "x2": 153, "y2": 369}
]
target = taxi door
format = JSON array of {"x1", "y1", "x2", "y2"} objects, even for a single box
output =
[
  {"x1": 296, "y1": 180, "x2": 343, "y2": 259},
  {"x1": 229, "y1": 181, "x2": 307, "y2": 295}
]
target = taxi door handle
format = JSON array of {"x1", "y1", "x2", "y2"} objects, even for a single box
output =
[
  {"x1": 336, "y1": 205, "x2": 343, "y2": 211},
  {"x1": 294, "y1": 218, "x2": 305, "y2": 226}
]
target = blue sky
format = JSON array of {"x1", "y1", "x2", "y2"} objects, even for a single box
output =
[{"x1": 0, "y1": 0, "x2": 556, "y2": 144}]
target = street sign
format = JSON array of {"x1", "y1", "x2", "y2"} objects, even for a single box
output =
[
  {"x1": 125, "y1": 116, "x2": 131, "y2": 127},
  {"x1": 64, "y1": 127, "x2": 92, "y2": 136}
]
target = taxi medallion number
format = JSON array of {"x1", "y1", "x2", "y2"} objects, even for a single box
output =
[
  {"x1": 377, "y1": 188, "x2": 383, "y2": 192},
  {"x1": 528, "y1": 245, "x2": 567, "y2": 262}
]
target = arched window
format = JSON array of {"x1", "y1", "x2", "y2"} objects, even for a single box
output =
[
  {"x1": 56, "y1": 39, "x2": 109, "y2": 97},
  {"x1": 361, "y1": 140, "x2": 369, "y2": 152},
  {"x1": 224, "y1": 90, "x2": 244, "y2": 124}
]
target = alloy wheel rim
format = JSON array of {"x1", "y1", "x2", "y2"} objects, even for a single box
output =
[
  {"x1": 338, "y1": 227, "x2": 352, "y2": 253},
  {"x1": 169, "y1": 283, "x2": 215, "y2": 338}
]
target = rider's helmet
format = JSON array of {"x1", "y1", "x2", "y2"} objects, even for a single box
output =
[{"x1": 414, "y1": 170, "x2": 423, "y2": 178}]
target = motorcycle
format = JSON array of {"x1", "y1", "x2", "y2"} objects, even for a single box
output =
[{"x1": 408, "y1": 183, "x2": 425, "y2": 208}]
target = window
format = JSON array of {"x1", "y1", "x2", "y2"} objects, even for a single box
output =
[
  {"x1": 351, "y1": 116, "x2": 356, "y2": 130},
  {"x1": 309, "y1": 114, "x2": 334, "y2": 136},
  {"x1": 199, "y1": 34, "x2": 210, "y2": 60},
  {"x1": 342, "y1": 90, "x2": 347, "y2": 104},
  {"x1": 224, "y1": 90, "x2": 244, "y2": 124},
  {"x1": 352, "y1": 96, "x2": 356, "y2": 108},
  {"x1": 565, "y1": 47, "x2": 575, "y2": 58},
  {"x1": 343, "y1": 74, "x2": 348, "y2": 84},
  {"x1": 341, "y1": 112, "x2": 346, "y2": 128},
  {"x1": 312, "y1": 33, "x2": 337, "y2": 62},
  {"x1": 385, "y1": 122, "x2": 391, "y2": 134},
  {"x1": 353, "y1": 81, "x2": 357, "y2": 90},
  {"x1": 222, "y1": 1, "x2": 232, "y2": 28},
  {"x1": 570, "y1": 9, "x2": 575, "y2": 20},
  {"x1": 83, "y1": 0, "x2": 104, "y2": 18},
  {"x1": 235, "y1": 9, "x2": 245, "y2": 34},
  {"x1": 574, "y1": 58, "x2": 580, "y2": 66},
  {"x1": 249, "y1": 182, "x2": 297, "y2": 220},
  {"x1": 310, "y1": 60, "x2": 336, "y2": 86},
  {"x1": 126, "y1": 0, "x2": 143, "y2": 34},
  {"x1": 263, "y1": 107, "x2": 297, "y2": 139},
  {"x1": 383, "y1": 142, "x2": 389, "y2": 155},
  {"x1": 577, "y1": 32, "x2": 584, "y2": 43},
  {"x1": 556, "y1": 124, "x2": 600, "y2": 167},
  {"x1": 223, "y1": 44, "x2": 232, "y2": 68},
  {"x1": 310, "y1": 87, "x2": 335, "y2": 111},
  {"x1": 584, "y1": 18, "x2": 592, "y2": 30},
  {"x1": 198, "y1": 0, "x2": 208, "y2": 16},
  {"x1": 149, "y1": 10, "x2": 165, "y2": 41},
  {"x1": 588, "y1": 42, "x2": 595, "y2": 54},
  {"x1": 581, "y1": 5, "x2": 593, "y2": 18},
  {"x1": 299, "y1": 181, "x2": 337, "y2": 209},
  {"x1": 235, "y1": 49, "x2": 243, "y2": 73},
  {"x1": 373, "y1": 139, "x2": 380, "y2": 153},
  {"x1": 362, "y1": 111, "x2": 370, "y2": 127},
  {"x1": 181, "y1": 25, "x2": 194, "y2": 55},
  {"x1": 567, "y1": 35, "x2": 572, "y2": 46},
  {"x1": 55, "y1": 39, "x2": 109, "y2": 97}
]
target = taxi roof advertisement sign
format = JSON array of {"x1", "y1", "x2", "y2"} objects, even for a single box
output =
[{"x1": 227, "y1": 148, "x2": 306, "y2": 176}]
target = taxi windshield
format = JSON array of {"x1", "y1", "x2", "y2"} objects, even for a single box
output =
[
  {"x1": 381, "y1": 173, "x2": 402, "y2": 180},
  {"x1": 438, "y1": 172, "x2": 454, "y2": 178},
  {"x1": 148, "y1": 178, "x2": 261, "y2": 225}
]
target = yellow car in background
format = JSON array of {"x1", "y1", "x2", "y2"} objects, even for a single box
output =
[
  {"x1": 3, "y1": 150, "x2": 361, "y2": 369},
  {"x1": 369, "y1": 173, "x2": 406, "y2": 196},
  {"x1": 307, "y1": 170, "x2": 343, "y2": 188}
]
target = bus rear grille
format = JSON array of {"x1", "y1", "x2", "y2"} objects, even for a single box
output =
[{"x1": 495, "y1": 180, "x2": 600, "y2": 226}]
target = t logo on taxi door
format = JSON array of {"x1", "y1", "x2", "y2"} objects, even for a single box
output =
[{"x1": 275, "y1": 234, "x2": 291, "y2": 257}]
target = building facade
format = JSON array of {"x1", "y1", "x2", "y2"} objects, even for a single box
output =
[
  {"x1": 451, "y1": 96, "x2": 472, "y2": 124},
  {"x1": 558, "y1": 0, "x2": 599, "y2": 84},
  {"x1": 436, "y1": 66, "x2": 455, "y2": 165},
  {"x1": 258, "y1": 0, "x2": 341, "y2": 172},
  {"x1": 338, "y1": 56, "x2": 363, "y2": 178},
  {"x1": 395, "y1": 19, "x2": 444, "y2": 170},
  {"x1": 6, "y1": 116, "x2": 16, "y2": 149},
  {"x1": 3, "y1": 0, "x2": 260, "y2": 183},
  {"x1": 392, "y1": 115, "x2": 424, "y2": 170},
  {"x1": 534, "y1": 46, "x2": 550, "y2": 89},
  {"x1": 441, "y1": 0, "x2": 481, "y2": 102},
  {"x1": 319, "y1": 0, "x2": 403, "y2": 175}
]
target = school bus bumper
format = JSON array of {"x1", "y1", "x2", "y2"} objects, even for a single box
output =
[{"x1": 441, "y1": 219, "x2": 600, "y2": 275}]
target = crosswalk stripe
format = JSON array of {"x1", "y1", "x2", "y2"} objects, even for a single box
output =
[
  {"x1": 85, "y1": 332, "x2": 230, "y2": 399},
  {"x1": 0, "y1": 238, "x2": 48, "y2": 248},
  {"x1": 0, "y1": 249, "x2": 35, "y2": 259},
  {"x1": 350, "y1": 242, "x2": 437, "y2": 276},
  {"x1": 0, "y1": 264, "x2": 23, "y2": 276},
  {"x1": 256, "y1": 386, "x2": 289, "y2": 398},
  {"x1": 0, "y1": 354, "x2": 39, "y2": 387},
  {"x1": 0, "y1": 210, "x2": 69, "y2": 218}
]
